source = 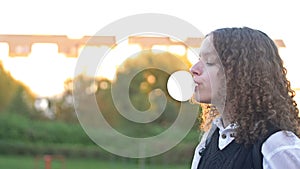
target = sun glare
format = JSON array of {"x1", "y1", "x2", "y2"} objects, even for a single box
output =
[
  {"x1": 0, "y1": 40, "x2": 143, "y2": 97},
  {"x1": 152, "y1": 45, "x2": 168, "y2": 54},
  {"x1": 0, "y1": 43, "x2": 77, "y2": 97},
  {"x1": 168, "y1": 45, "x2": 186, "y2": 56},
  {"x1": 0, "y1": 37, "x2": 299, "y2": 107},
  {"x1": 95, "y1": 42, "x2": 142, "y2": 81}
]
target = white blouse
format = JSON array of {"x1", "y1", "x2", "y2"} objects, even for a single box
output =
[{"x1": 191, "y1": 117, "x2": 300, "y2": 169}]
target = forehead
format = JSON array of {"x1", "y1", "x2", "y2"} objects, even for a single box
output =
[{"x1": 199, "y1": 35, "x2": 218, "y2": 60}]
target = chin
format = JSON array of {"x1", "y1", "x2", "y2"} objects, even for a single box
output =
[
  {"x1": 201, "y1": 100, "x2": 211, "y2": 104},
  {"x1": 198, "y1": 99, "x2": 210, "y2": 103},
  {"x1": 193, "y1": 93, "x2": 209, "y2": 103}
]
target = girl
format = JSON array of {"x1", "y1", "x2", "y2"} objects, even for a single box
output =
[{"x1": 190, "y1": 27, "x2": 300, "y2": 169}]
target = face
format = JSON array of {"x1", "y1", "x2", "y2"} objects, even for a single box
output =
[{"x1": 190, "y1": 35, "x2": 223, "y2": 104}]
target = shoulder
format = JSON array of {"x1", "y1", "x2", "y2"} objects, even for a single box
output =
[
  {"x1": 262, "y1": 131, "x2": 300, "y2": 168},
  {"x1": 262, "y1": 131, "x2": 300, "y2": 156}
]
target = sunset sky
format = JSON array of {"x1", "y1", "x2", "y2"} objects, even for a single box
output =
[{"x1": 0, "y1": 0, "x2": 299, "y2": 101}]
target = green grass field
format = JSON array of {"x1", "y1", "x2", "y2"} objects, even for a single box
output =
[{"x1": 0, "y1": 155, "x2": 190, "y2": 169}]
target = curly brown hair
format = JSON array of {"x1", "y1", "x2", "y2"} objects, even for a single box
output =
[{"x1": 202, "y1": 27, "x2": 300, "y2": 145}]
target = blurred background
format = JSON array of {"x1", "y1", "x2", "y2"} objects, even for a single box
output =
[{"x1": 0, "y1": 0, "x2": 299, "y2": 169}]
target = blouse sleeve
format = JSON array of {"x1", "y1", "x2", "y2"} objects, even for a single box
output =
[{"x1": 262, "y1": 131, "x2": 300, "y2": 169}]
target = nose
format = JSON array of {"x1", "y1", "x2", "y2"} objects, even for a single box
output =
[{"x1": 190, "y1": 62, "x2": 203, "y2": 76}]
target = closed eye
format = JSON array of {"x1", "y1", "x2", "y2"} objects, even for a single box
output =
[{"x1": 206, "y1": 62, "x2": 214, "y2": 66}]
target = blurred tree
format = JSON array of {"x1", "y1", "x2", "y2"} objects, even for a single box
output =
[
  {"x1": 52, "y1": 78, "x2": 78, "y2": 123},
  {"x1": 0, "y1": 62, "x2": 36, "y2": 115},
  {"x1": 95, "y1": 78, "x2": 121, "y2": 127},
  {"x1": 54, "y1": 76, "x2": 121, "y2": 125},
  {"x1": 6, "y1": 85, "x2": 36, "y2": 115},
  {"x1": 0, "y1": 62, "x2": 18, "y2": 111},
  {"x1": 111, "y1": 51, "x2": 191, "y2": 137},
  {"x1": 115, "y1": 51, "x2": 190, "y2": 122},
  {"x1": 55, "y1": 51, "x2": 193, "y2": 130}
]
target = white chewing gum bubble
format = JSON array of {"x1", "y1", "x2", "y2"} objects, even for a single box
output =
[{"x1": 167, "y1": 70, "x2": 195, "y2": 102}]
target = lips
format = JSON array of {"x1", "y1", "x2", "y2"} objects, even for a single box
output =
[
  {"x1": 193, "y1": 80, "x2": 200, "y2": 87},
  {"x1": 193, "y1": 81, "x2": 199, "y2": 92}
]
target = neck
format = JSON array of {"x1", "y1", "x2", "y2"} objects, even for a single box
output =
[
  {"x1": 215, "y1": 104, "x2": 231, "y2": 127},
  {"x1": 221, "y1": 114, "x2": 231, "y2": 128}
]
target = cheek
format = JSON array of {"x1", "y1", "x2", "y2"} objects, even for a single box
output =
[
  {"x1": 211, "y1": 75, "x2": 226, "y2": 98},
  {"x1": 210, "y1": 72, "x2": 223, "y2": 91}
]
